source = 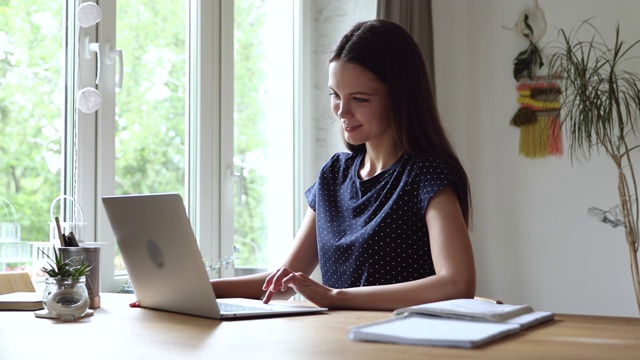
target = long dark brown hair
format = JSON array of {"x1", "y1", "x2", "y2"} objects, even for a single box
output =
[{"x1": 329, "y1": 19, "x2": 472, "y2": 225}]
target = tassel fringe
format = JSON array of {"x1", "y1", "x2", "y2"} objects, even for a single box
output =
[
  {"x1": 548, "y1": 116, "x2": 563, "y2": 156},
  {"x1": 519, "y1": 116, "x2": 549, "y2": 158},
  {"x1": 511, "y1": 79, "x2": 563, "y2": 158}
]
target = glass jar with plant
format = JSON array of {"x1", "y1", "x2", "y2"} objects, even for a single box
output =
[{"x1": 40, "y1": 248, "x2": 92, "y2": 321}]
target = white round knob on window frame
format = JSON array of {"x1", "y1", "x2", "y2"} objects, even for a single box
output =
[
  {"x1": 76, "y1": 87, "x2": 102, "y2": 113},
  {"x1": 77, "y1": 2, "x2": 102, "y2": 28}
]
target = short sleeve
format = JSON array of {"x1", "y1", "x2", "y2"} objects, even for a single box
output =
[
  {"x1": 415, "y1": 156, "x2": 455, "y2": 214},
  {"x1": 304, "y1": 181, "x2": 318, "y2": 212},
  {"x1": 304, "y1": 153, "x2": 352, "y2": 212}
]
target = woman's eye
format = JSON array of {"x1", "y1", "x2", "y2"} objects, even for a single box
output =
[
  {"x1": 329, "y1": 92, "x2": 340, "y2": 100},
  {"x1": 353, "y1": 97, "x2": 368, "y2": 104}
]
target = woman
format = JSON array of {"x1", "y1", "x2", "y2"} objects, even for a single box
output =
[{"x1": 211, "y1": 19, "x2": 475, "y2": 311}]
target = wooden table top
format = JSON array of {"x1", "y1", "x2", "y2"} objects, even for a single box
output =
[{"x1": 1, "y1": 293, "x2": 639, "y2": 359}]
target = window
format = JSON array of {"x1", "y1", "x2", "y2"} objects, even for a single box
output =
[
  {"x1": 97, "y1": 0, "x2": 300, "y2": 289},
  {"x1": 0, "y1": 0, "x2": 68, "y2": 275},
  {"x1": 1, "y1": 0, "x2": 300, "y2": 291},
  {"x1": 231, "y1": 0, "x2": 295, "y2": 274},
  {"x1": 111, "y1": 1, "x2": 188, "y2": 275}
]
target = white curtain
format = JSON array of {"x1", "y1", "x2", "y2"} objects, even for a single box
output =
[{"x1": 377, "y1": 0, "x2": 435, "y2": 93}]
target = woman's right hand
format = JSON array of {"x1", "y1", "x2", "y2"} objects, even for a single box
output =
[{"x1": 261, "y1": 267, "x2": 299, "y2": 303}]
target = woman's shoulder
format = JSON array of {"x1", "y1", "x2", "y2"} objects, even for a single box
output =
[
  {"x1": 403, "y1": 152, "x2": 450, "y2": 171},
  {"x1": 322, "y1": 152, "x2": 359, "y2": 168},
  {"x1": 332, "y1": 151, "x2": 358, "y2": 161},
  {"x1": 313, "y1": 152, "x2": 360, "y2": 178},
  {"x1": 399, "y1": 153, "x2": 457, "y2": 186}
]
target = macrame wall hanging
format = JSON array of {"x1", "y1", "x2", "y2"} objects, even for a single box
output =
[
  {"x1": 505, "y1": 2, "x2": 562, "y2": 159},
  {"x1": 511, "y1": 79, "x2": 562, "y2": 158}
]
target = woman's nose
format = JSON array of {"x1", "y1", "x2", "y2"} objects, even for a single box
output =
[{"x1": 336, "y1": 102, "x2": 352, "y2": 119}]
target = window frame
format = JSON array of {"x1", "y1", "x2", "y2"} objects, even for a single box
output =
[
  {"x1": 84, "y1": 0, "x2": 230, "y2": 291},
  {"x1": 188, "y1": 0, "x2": 235, "y2": 280},
  {"x1": 71, "y1": 0, "x2": 305, "y2": 292}
]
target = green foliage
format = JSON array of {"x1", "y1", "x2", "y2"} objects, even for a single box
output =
[
  {"x1": 0, "y1": 0, "x2": 63, "y2": 242},
  {"x1": 1, "y1": 0, "x2": 272, "y2": 269},
  {"x1": 114, "y1": 1, "x2": 187, "y2": 196},
  {"x1": 232, "y1": 0, "x2": 268, "y2": 267},
  {"x1": 547, "y1": 20, "x2": 640, "y2": 163},
  {"x1": 548, "y1": 19, "x2": 640, "y2": 313},
  {"x1": 234, "y1": 0, "x2": 268, "y2": 156},
  {"x1": 40, "y1": 247, "x2": 91, "y2": 279}
]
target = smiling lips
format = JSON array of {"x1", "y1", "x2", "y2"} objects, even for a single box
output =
[{"x1": 343, "y1": 123, "x2": 362, "y2": 132}]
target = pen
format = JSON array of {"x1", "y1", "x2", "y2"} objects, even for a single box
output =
[{"x1": 55, "y1": 216, "x2": 65, "y2": 247}]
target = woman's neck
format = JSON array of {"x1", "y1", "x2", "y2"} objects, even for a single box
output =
[{"x1": 359, "y1": 145, "x2": 403, "y2": 180}]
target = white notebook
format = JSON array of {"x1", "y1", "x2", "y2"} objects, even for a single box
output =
[
  {"x1": 349, "y1": 298, "x2": 554, "y2": 348},
  {"x1": 349, "y1": 313, "x2": 521, "y2": 348},
  {"x1": 393, "y1": 298, "x2": 534, "y2": 322}
]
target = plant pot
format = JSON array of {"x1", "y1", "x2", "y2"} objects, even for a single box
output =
[{"x1": 42, "y1": 276, "x2": 90, "y2": 321}]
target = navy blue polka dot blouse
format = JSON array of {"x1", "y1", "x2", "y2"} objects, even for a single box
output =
[{"x1": 305, "y1": 151, "x2": 456, "y2": 289}]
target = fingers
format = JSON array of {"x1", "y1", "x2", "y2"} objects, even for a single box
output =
[
  {"x1": 262, "y1": 287, "x2": 275, "y2": 304},
  {"x1": 262, "y1": 271, "x2": 334, "y2": 308},
  {"x1": 261, "y1": 268, "x2": 310, "y2": 304},
  {"x1": 262, "y1": 267, "x2": 285, "y2": 291},
  {"x1": 261, "y1": 269, "x2": 278, "y2": 291},
  {"x1": 281, "y1": 272, "x2": 306, "y2": 289},
  {"x1": 262, "y1": 267, "x2": 295, "y2": 303}
]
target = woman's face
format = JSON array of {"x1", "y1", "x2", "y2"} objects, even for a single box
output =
[{"x1": 328, "y1": 61, "x2": 393, "y2": 148}]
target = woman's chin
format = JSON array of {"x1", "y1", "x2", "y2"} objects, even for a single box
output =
[{"x1": 344, "y1": 137, "x2": 365, "y2": 146}]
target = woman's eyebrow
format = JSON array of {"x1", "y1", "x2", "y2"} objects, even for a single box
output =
[{"x1": 328, "y1": 87, "x2": 375, "y2": 96}]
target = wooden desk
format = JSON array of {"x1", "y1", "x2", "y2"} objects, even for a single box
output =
[{"x1": 1, "y1": 293, "x2": 639, "y2": 359}]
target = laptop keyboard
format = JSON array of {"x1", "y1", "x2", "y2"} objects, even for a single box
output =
[{"x1": 217, "y1": 302, "x2": 275, "y2": 313}]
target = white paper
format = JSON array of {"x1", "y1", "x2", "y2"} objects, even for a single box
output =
[{"x1": 350, "y1": 314, "x2": 521, "y2": 348}]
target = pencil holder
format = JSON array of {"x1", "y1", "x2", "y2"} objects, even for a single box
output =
[{"x1": 49, "y1": 195, "x2": 85, "y2": 244}]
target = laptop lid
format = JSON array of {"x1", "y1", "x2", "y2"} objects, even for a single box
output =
[
  {"x1": 102, "y1": 193, "x2": 327, "y2": 319},
  {"x1": 102, "y1": 193, "x2": 221, "y2": 318}
]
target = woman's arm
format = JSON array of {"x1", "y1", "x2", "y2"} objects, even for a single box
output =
[
  {"x1": 210, "y1": 207, "x2": 320, "y2": 300},
  {"x1": 267, "y1": 186, "x2": 476, "y2": 310}
]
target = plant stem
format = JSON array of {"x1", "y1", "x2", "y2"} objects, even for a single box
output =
[
  {"x1": 617, "y1": 165, "x2": 640, "y2": 314},
  {"x1": 629, "y1": 238, "x2": 640, "y2": 313}
]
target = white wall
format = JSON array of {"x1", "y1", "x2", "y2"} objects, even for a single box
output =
[
  {"x1": 303, "y1": 0, "x2": 640, "y2": 316},
  {"x1": 303, "y1": 0, "x2": 377, "y2": 186},
  {"x1": 433, "y1": 0, "x2": 640, "y2": 316}
]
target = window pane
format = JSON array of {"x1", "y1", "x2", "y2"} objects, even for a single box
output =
[
  {"x1": 114, "y1": 1, "x2": 188, "y2": 273},
  {"x1": 233, "y1": 0, "x2": 294, "y2": 273},
  {"x1": 0, "y1": 1, "x2": 65, "y2": 274}
]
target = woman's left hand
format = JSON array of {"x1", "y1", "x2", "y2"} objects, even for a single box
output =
[{"x1": 262, "y1": 267, "x2": 336, "y2": 308}]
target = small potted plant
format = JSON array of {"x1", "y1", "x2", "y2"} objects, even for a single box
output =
[{"x1": 40, "y1": 248, "x2": 92, "y2": 321}]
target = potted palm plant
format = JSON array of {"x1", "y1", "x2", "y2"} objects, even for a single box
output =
[{"x1": 548, "y1": 19, "x2": 640, "y2": 314}]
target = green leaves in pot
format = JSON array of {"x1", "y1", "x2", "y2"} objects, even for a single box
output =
[{"x1": 40, "y1": 247, "x2": 92, "y2": 279}]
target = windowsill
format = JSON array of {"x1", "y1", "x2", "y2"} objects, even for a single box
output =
[{"x1": 234, "y1": 266, "x2": 267, "y2": 277}]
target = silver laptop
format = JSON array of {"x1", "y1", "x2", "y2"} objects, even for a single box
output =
[{"x1": 102, "y1": 193, "x2": 327, "y2": 319}]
